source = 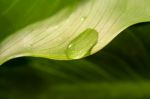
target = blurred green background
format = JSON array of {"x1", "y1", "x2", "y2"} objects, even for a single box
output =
[{"x1": 1, "y1": 22, "x2": 150, "y2": 99}]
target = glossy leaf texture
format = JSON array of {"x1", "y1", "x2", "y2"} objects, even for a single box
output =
[{"x1": 0, "y1": 0, "x2": 150, "y2": 64}]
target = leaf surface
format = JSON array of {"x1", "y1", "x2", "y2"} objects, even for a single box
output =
[{"x1": 0, "y1": 0, "x2": 150, "y2": 64}]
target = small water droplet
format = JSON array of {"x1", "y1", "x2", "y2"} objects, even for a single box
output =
[
  {"x1": 66, "y1": 28, "x2": 98, "y2": 59},
  {"x1": 81, "y1": 16, "x2": 87, "y2": 21}
]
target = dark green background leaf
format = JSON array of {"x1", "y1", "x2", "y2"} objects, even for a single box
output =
[{"x1": 0, "y1": 0, "x2": 82, "y2": 42}]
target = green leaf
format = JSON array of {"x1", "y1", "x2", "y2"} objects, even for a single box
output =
[
  {"x1": 0, "y1": 0, "x2": 150, "y2": 64},
  {"x1": 0, "y1": 22, "x2": 150, "y2": 99}
]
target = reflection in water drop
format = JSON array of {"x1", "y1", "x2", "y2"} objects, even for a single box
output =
[{"x1": 66, "y1": 28, "x2": 98, "y2": 59}]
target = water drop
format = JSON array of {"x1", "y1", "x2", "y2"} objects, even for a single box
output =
[
  {"x1": 81, "y1": 16, "x2": 87, "y2": 21},
  {"x1": 66, "y1": 28, "x2": 98, "y2": 59}
]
